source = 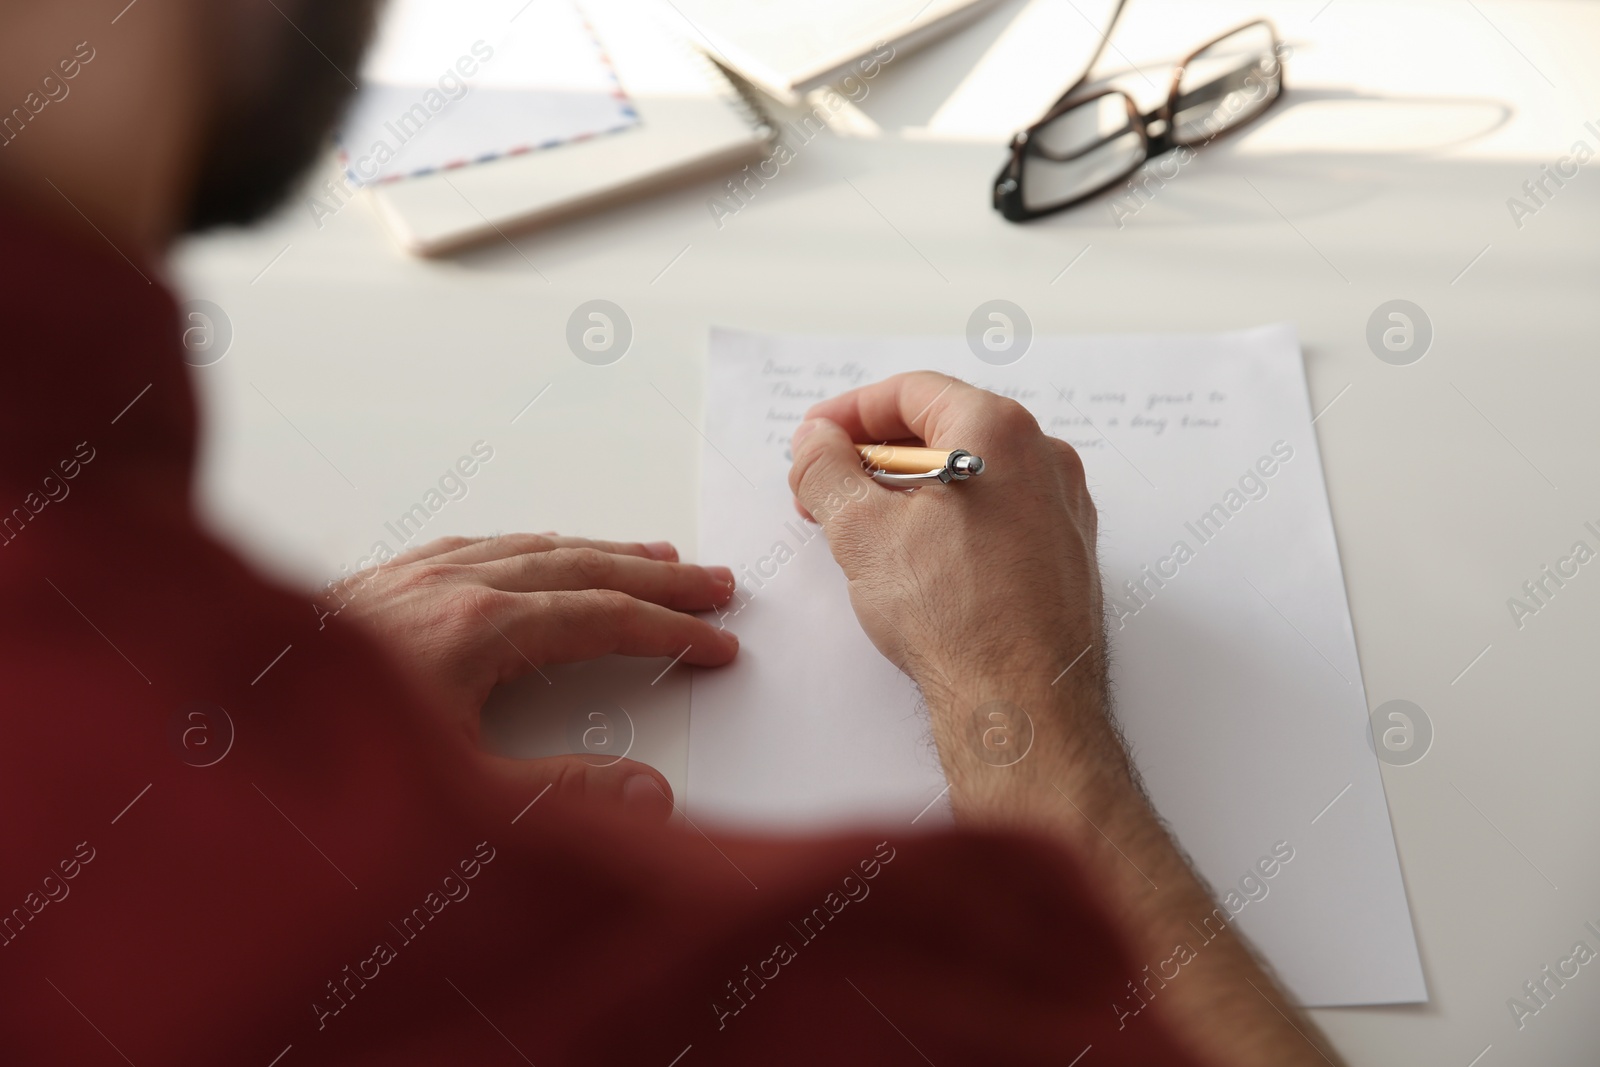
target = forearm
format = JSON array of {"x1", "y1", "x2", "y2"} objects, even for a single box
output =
[
  {"x1": 784, "y1": 376, "x2": 1342, "y2": 1062},
  {"x1": 923, "y1": 664, "x2": 1346, "y2": 1067}
]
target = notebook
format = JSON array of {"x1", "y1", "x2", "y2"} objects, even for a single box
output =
[
  {"x1": 666, "y1": 0, "x2": 999, "y2": 103},
  {"x1": 366, "y1": 0, "x2": 772, "y2": 256}
]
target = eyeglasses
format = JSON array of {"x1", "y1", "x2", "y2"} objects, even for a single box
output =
[{"x1": 993, "y1": 2, "x2": 1285, "y2": 222}]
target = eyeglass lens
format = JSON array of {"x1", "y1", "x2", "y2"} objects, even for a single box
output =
[
  {"x1": 1020, "y1": 93, "x2": 1148, "y2": 213},
  {"x1": 1017, "y1": 23, "x2": 1281, "y2": 213}
]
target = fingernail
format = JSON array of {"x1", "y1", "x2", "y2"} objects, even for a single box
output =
[
  {"x1": 623, "y1": 773, "x2": 669, "y2": 811},
  {"x1": 791, "y1": 419, "x2": 821, "y2": 448},
  {"x1": 645, "y1": 541, "x2": 677, "y2": 561},
  {"x1": 708, "y1": 565, "x2": 734, "y2": 586}
]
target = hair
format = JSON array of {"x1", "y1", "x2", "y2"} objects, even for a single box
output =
[{"x1": 185, "y1": 1, "x2": 384, "y2": 232}]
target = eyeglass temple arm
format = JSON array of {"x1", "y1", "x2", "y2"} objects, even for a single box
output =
[{"x1": 1052, "y1": 0, "x2": 1131, "y2": 108}]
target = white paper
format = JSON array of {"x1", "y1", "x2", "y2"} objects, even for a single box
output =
[
  {"x1": 339, "y1": 0, "x2": 639, "y2": 185},
  {"x1": 690, "y1": 324, "x2": 1427, "y2": 1007}
]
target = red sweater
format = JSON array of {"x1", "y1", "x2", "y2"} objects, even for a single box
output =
[{"x1": 0, "y1": 204, "x2": 1200, "y2": 1066}]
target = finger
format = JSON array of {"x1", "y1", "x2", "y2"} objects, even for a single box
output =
[
  {"x1": 803, "y1": 371, "x2": 989, "y2": 448},
  {"x1": 473, "y1": 548, "x2": 736, "y2": 611},
  {"x1": 429, "y1": 532, "x2": 679, "y2": 566},
  {"x1": 483, "y1": 753, "x2": 675, "y2": 823},
  {"x1": 388, "y1": 535, "x2": 486, "y2": 566},
  {"x1": 481, "y1": 589, "x2": 739, "y2": 677},
  {"x1": 538, "y1": 536, "x2": 679, "y2": 562},
  {"x1": 787, "y1": 417, "x2": 882, "y2": 534}
]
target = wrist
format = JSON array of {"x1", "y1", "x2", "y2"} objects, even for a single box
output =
[
  {"x1": 919, "y1": 654, "x2": 1140, "y2": 818},
  {"x1": 909, "y1": 627, "x2": 1100, "y2": 711}
]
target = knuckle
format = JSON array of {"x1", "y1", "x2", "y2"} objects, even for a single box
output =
[
  {"x1": 553, "y1": 547, "x2": 613, "y2": 585},
  {"x1": 404, "y1": 562, "x2": 458, "y2": 589},
  {"x1": 439, "y1": 584, "x2": 501, "y2": 629},
  {"x1": 788, "y1": 442, "x2": 823, "y2": 496},
  {"x1": 904, "y1": 370, "x2": 954, "y2": 393},
  {"x1": 497, "y1": 532, "x2": 554, "y2": 556},
  {"x1": 793, "y1": 453, "x2": 827, "y2": 496},
  {"x1": 578, "y1": 587, "x2": 634, "y2": 624},
  {"x1": 1053, "y1": 438, "x2": 1087, "y2": 480},
  {"x1": 551, "y1": 758, "x2": 590, "y2": 798},
  {"x1": 527, "y1": 589, "x2": 566, "y2": 623},
  {"x1": 987, "y1": 397, "x2": 1040, "y2": 439}
]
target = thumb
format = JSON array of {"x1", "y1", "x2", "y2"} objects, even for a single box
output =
[
  {"x1": 482, "y1": 753, "x2": 676, "y2": 824},
  {"x1": 788, "y1": 418, "x2": 877, "y2": 532}
]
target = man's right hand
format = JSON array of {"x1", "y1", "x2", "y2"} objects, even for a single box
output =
[
  {"x1": 786, "y1": 372, "x2": 1346, "y2": 1067},
  {"x1": 786, "y1": 372, "x2": 1106, "y2": 727}
]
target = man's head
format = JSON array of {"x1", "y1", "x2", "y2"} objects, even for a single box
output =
[
  {"x1": 185, "y1": 0, "x2": 384, "y2": 231},
  {"x1": 0, "y1": 0, "x2": 384, "y2": 247}
]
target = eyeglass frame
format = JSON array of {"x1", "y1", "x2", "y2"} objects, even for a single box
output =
[{"x1": 993, "y1": 15, "x2": 1287, "y2": 222}]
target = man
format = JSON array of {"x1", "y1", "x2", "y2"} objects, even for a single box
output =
[{"x1": 0, "y1": 1, "x2": 1343, "y2": 1063}]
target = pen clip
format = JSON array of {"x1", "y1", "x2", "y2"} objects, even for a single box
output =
[
  {"x1": 870, "y1": 467, "x2": 959, "y2": 486},
  {"x1": 867, "y1": 449, "x2": 985, "y2": 487}
]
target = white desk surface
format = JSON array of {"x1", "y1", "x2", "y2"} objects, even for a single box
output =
[{"x1": 175, "y1": 1, "x2": 1600, "y2": 1063}]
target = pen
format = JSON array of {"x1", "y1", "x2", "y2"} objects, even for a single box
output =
[{"x1": 854, "y1": 444, "x2": 986, "y2": 486}]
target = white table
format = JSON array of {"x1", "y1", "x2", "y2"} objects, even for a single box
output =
[{"x1": 176, "y1": 1, "x2": 1600, "y2": 1062}]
